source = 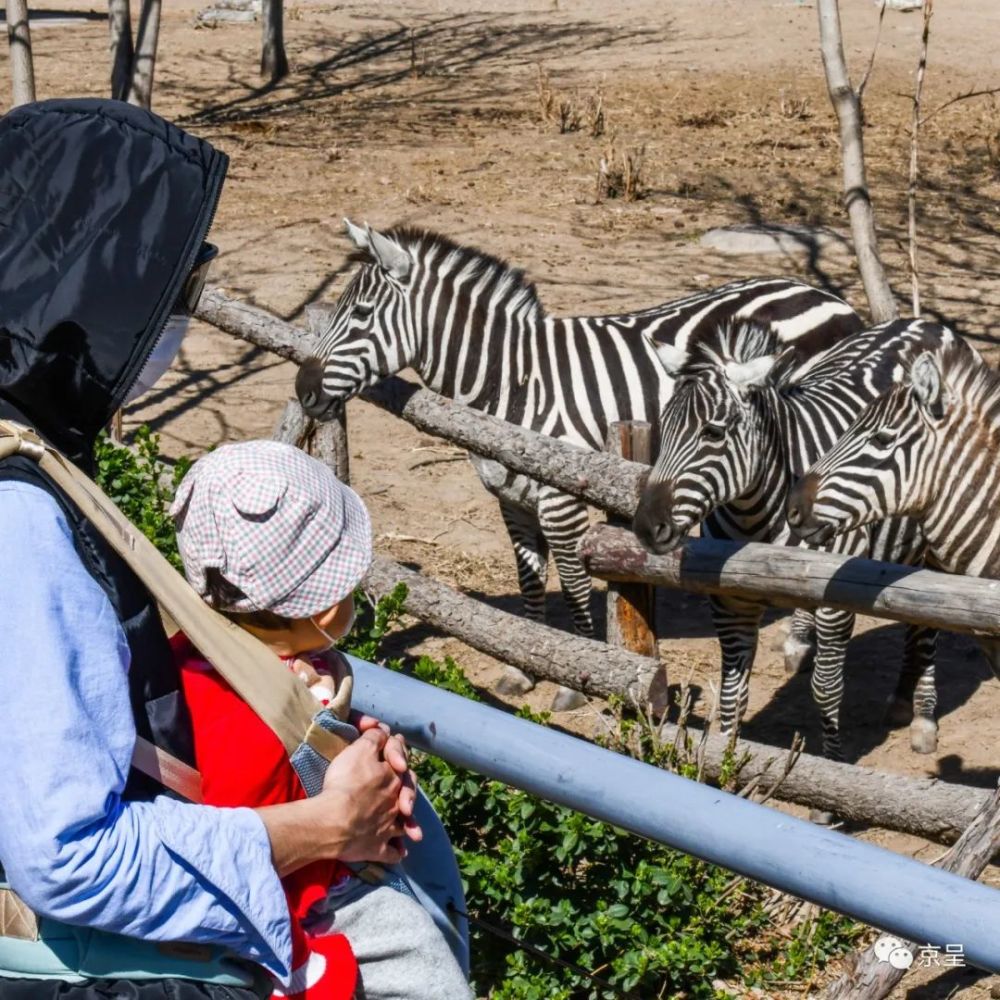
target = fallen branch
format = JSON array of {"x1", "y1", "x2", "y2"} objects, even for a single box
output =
[
  {"x1": 825, "y1": 782, "x2": 1000, "y2": 997},
  {"x1": 579, "y1": 524, "x2": 1000, "y2": 638}
]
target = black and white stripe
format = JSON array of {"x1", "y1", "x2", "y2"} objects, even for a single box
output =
[
  {"x1": 791, "y1": 324, "x2": 1000, "y2": 583},
  {"x1": 297, "y1": 223, "x2": 862, "y2": 638},
  {"x1": 633, "y1": 318, "x2": 943, "y2": 760}
]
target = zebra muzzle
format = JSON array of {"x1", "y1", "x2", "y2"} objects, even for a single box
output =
[
  {"x1": 786, "y1": 474, "x2": 836, "y2": 544},
  {"x1": 632, "y1": 481, "x2": 687, "y2": 555},
  {"x1": 296, "y1": 357, "x2": 343, "y2": 421}
]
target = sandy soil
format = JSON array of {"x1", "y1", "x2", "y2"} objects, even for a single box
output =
[{"x1": 9, "y1": 1, "x2": 1000, "y2": 995}]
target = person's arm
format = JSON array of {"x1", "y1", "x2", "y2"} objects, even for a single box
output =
[{"x1": 0, "y1": 484, "x2": 294, "y2": 975}]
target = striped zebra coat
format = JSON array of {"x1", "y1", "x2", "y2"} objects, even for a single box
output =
[
  {"x1": 788, "y1": 326, "x2": 1000, "y2": 684},
  {"x1": 296, "y1": 222, "x2": 862, "y2": 639},
  {"x1": 633, "y1": 319, "x2": 943, "y2": 760}
]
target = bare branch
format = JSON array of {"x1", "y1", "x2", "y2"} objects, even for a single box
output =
[
  {"x1": 816, "y1": 0, "x2": 898, "y2": 323},
  {"x1": 907, "y1": 0, "x2": 933, "y2": 317},
  {"x1": 920, "y1": 84, "x2": 1000, "y2": 127},
  {"x1": 856, "y1": 0, "x2": 887, "y2": 103}
]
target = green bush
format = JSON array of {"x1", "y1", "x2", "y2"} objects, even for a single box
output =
[
  {"x1": 94, "y1": 426, "x2": 190, "y2": 570},
  {"x1": 96, "y1": 430, "x2": 861, "y2": 999}
]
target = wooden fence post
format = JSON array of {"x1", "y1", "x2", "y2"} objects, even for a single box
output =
[
  {"x1": 6, "y1": 0, "x2": 36, "y2": 107},
  {"x1": 604, "y1": 421, "x2": 665, "y2": 709},
  {"x1": 304, "y1": 306, "x2": 350, "y2": 484}
]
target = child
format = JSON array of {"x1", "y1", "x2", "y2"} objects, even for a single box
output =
[{"x1": 169, "y1": 439, "x2": 471, "y2": 1000}]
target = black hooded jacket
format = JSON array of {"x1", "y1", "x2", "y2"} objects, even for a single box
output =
[{"x1": 0, "y1": 99, "x2": 228, "y2": 797}]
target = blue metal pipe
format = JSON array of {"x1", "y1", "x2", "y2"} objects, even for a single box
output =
[{"x1": 349, "y1": 656, "x2": 1000, "y2": 972}]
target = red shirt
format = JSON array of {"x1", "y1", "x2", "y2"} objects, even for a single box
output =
[{"x1": 173, "y1": 633, "x2": 357, "y2": 1000}]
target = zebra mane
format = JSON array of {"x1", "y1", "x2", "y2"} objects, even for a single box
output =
[
  {"x1": 679, "y1": 321, "x2": 783, "y2": 374},
  {"x1": 382, "y1": 226, "x2": 546, "y2": 321}
]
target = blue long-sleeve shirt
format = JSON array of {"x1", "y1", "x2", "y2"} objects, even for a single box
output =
[{"x1": 0, "y1": 480, "x2": 293, "y2": 981}]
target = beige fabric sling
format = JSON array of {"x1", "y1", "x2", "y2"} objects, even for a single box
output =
[{"x1": 0, "y1": 419, "x2": 351, "y2": 797}]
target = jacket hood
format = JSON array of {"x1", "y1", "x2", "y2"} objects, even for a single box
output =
[{"x1": 0, "y1": 99, "x2": 228, "y2": 467}]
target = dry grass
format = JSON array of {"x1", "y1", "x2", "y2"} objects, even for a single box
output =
[
  {"x1": 596, "y1": 139, "x2": 645, "y2": 201},
  {"x1": 536, "y1": 64, "x2": 606, "y2": 137}
]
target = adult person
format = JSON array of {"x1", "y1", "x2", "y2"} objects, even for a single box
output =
[{"x1": 0, "y1": 99, "x2": 415, "y2": 999}]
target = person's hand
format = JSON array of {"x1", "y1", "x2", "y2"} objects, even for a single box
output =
[
  {"x1": 318, "y1": 728, "x2": 407, "y2": 863},
  {"x1": 353, "y1": 714, "x2": 423, "y2": 843},
  {"x1": 256, "y1": 727, "x2": 408, "y2": 876}
]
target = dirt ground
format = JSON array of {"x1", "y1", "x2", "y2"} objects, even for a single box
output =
[{"x1": 9, "y1": 0, "x2": 1000, "y2": 995}]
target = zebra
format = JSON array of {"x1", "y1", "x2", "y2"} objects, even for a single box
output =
[
  {"x1": 296, "y1": 220, "x2": 863, "y2": 642},
  {"x1": 788, "y1": 326, "x2": 1000, "y2": 672},
  {"x1": 631, "y1": 318, "x2": 945, "y2": 761}
]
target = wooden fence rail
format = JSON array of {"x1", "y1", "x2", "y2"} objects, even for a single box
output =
[{"x1": 580, "y1": 523, "x2": 1000, "y2": 639}]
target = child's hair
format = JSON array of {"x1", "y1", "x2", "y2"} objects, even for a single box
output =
[{"x1": 203, "y1": 567, "x2": 295, "y2": 632}]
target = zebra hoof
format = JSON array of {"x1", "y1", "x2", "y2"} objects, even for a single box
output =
[
  {"x1": 782, "y1": 636, "x2": 814, "y2": 675},
  {"x1": 884, "y1": 696, "x2": 914, "y2": 727},
  {"x1": 909, "y1": 717, "x2": 938, "y2": 755},
  {"x1": 809, "y1": 808, "x2": 835, "y2": 826},
  {"x1": 551, "y1": 686, "x2": 588, "y2": 712},
  {"x1": 495, "y1": 666, "x2": 536, "y2": 696}
]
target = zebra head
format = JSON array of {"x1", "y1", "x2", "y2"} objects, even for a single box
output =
[
  {"x1": 787, "y1": 352, "x2": 951, "y2": 544},
  {"x1": 297, "y1": 220, "x2": 419, "y2": 421},
  {"x1": 633, "y1": 328, "x2": 779, "y2": 554}
]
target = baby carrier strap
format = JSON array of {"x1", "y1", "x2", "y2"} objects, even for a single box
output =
[{"x1": 0, "y1": 419, "x2": 352, "y2": 796}]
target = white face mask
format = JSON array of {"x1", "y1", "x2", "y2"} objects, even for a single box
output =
[
  {"x1": 311, "y1": 604, "x2": 356, "y2": 651},
  {"x1": 124, "y1": 315, "x2": 190, "y2": 405}
]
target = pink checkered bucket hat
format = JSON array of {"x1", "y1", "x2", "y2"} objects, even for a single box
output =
[{"x1": 170, "y1": 439, "x2": 372, "y2": 618}]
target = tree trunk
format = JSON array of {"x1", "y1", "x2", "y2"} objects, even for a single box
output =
[
  {"x1": 260, "y1": 0, "x2": 288, "y2": 83},
  {"x1": 126, "y1": 0, "x2": 161, "y2": 111},
  {"x1": 108, "y1": 0, "x2": 133, "y2": 101},
  {"x1": 363, "y1": 555, "x2": 660, "y2": 704},
  {"x1": 194, "y1": 288, "x2": 650, "y2": 518},
  {"x1": 825, "y1": 783, "x2": 1000, "y2": 998},
  {"x1": 817, "y1": 0, "x2": 898, "y2": 323},
  {"x1": 579, "y1": 523, "x2": 1000, "y2": 639},
  {"x1": 6, "y1": 0, "x2": 36, "y2": 107}
]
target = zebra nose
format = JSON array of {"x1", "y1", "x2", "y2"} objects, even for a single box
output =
[
  {"x1": 632, "y1": 480, "x2": 678, "y2": 554},
  {"x1": 786, "y1": 474, "x2": 817, "y2": 529},
  {"x1": 296, "y1": 357, "x2": 340, "y2": 420}
]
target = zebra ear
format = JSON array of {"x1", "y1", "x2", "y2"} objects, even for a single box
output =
[
  {"x1": 652, "y1": 341, "x2": 687, "y2": 376},
  {"x1": 366, "y1": 225, "x2": 412, "y2": 282},
  {"x1": 724, "y1": 354, "x2": 776, "y2": 393},
  {"x1": 343, "y1": 218, "x2": 370, "y2": 250},
  {"x1": 910, "y1": 353, "x2": 949, "y2": 419}
]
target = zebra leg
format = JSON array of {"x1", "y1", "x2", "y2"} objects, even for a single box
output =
[
  {"x1": 709, "y1": 595, "x2": 765, "y2": 737},
  {"x1": 811, "y1": 605, "x2": 854, "y2": 763},
  {"x1": 885, "y1": 626, "x2": 938, "y2": 754},
  {"x1": 495, "y1": 499, "x2": 549, "y2": 696},
  {"x1": 498, "y1": 498, "x2": 549, "y2": 624},
  {"x1": 537, "y1": 487, "x2": 594, "y2": 638},
  {"x1": 783, "y1": 608, "x2": 817, "y2": 675}
]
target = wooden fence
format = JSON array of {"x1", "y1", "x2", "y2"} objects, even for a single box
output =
[{"x1": 194, "y1": 287, "x2": 1000, "y2": 843}]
